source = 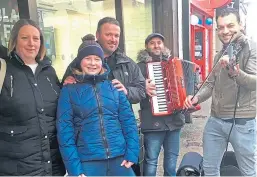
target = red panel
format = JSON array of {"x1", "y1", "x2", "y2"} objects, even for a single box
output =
[
  {"x1": 190, "y1": 0, "x2": 217, "y2": 83},
  {"x1": 191, "y1": 0, "x2": 232, "y2": 9},
  {"x1": 162, "y1": 58, "x2": 201, "y2": 113}
]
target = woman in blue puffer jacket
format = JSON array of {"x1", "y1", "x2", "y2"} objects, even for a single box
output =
[{"x1": 56, "y1": 38, "x2": 139, "y2": 176}]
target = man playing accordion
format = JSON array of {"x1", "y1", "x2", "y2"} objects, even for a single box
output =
[{"x1": 137, "y1": 33, "x2": 185, "y2": 176}]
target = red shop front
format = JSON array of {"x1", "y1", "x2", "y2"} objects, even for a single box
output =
[{"x1": 190, "y1": 0, "x2": 232, "y2": 80}]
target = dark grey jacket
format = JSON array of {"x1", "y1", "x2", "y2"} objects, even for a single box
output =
[
  {"x1": 62, "y1": 48, "x2": 146, "y2": 104},
  {"x1": 0, "y1": 52, "x2": 65, "y2": 176},
  {"x1": 137, "y1": 48, "x2": 185, "y2": 133}
]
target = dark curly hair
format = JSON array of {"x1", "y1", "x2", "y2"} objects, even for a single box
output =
[{"x1": 216, "y1": 8, "x2": 240, "y2": 23}]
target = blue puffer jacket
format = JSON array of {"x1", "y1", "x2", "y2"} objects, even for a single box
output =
[{"x1": 56, "y1": 64, "x2": 139, "y2": 176}]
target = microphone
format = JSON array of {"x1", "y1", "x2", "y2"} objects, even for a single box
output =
[
  {"x1": 226, "y1": 44, "x2": 235, "y2": 71},
  {"x1": 227, "y1": 31, "x2": 238, "y2": 60},
  {"x1": 228, "y1": 45, "x2": 234, "y2": 59}
]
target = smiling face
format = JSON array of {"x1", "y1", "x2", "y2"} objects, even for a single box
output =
[
  {"x1": 96, "y1": 23, "x2": 120, "y2": 56},
  {"x1": 80, "y1": 55, "x2": 102, "y2": 75},
  {"x1": 15, "y1": 25, "x2": 41, "y2": 62},
  {"x1": 217, "y1": 13, "x2": 242, "y2": 44},
  {"x1": 146, "y1": 37, "x2": 164, "y2": 56}
]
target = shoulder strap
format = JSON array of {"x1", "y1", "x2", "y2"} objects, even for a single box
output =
[{"x1": 0, "y1": 58, "x2": 7, "y2": 94}]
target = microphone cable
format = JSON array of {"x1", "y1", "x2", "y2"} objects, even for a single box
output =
[
  {"x1": 224, "y1": 86, "x2": 240, "y2": 153},
  {"x1": 222, "y1": 37, "x2": 250, "y2": 167},
  {"x1": 224, "y1": 42, "x2": 240, "y2": 154}
]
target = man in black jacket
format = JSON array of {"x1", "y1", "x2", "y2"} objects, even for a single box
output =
[
  {"x1": 62, "y1": 17, "x2": 145, "y2": 104},
  {"x1": 137, "y1": 33, "x2": 185, "y2": 176}
]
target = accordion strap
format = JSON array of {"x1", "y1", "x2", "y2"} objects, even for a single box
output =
[{"x1": 0, "y1": 58, "x2": 7, "y2": 94}]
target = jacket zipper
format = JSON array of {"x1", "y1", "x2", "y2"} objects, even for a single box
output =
[
  {"x1": 75, "y1": 126, "x2": 82, "y2": 145},
  {"x1": 46, "y1": 77, "x2": 58, "y2": 95},
  {"x1": 93, "y1": 84, "x2": 110, "y2": 158},
  {"x1": 10, "y1": 75, "x2": 13, "y2": 97},
  {"x1": 32, "y1": 74, "x2": 46, "y2": 162},
  {"x1": 22, "y1": 65, "x2": 47, "y2": 164}
]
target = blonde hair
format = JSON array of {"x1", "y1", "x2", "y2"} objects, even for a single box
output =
[
  {"x1": 8, "y1": 19, "x2": 46, "y2": 60},
  {"x1": 72, "y1": 67, "x2": 105, "y2": 79}
]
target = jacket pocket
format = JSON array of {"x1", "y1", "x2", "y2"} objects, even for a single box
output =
[
  {"x1": 0, "y1": 126, "x2": 28, "y2": 138},
  {"x1": 235, "y1": 119, "x2": 256, "y2": 134},
  {"x1": 0, "y1": 126, "x2": 28, "y2": 163},
  {"x1": 46, "y1": 76, "x2": 59, "y2": 96},
  {"x1": 140, "y1": 109, "x2": 165, "y2": 131}
]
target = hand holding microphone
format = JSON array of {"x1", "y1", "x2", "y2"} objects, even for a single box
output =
[
  {"x1": 220, "y1": 44, "x2": 240, "y2": 78},
  {"x1": 227, "y1": 44, "x2": 240, "y2": 77}
]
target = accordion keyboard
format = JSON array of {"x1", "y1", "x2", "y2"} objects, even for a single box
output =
[{"x1": 147, "y1": 62, "x2": 168, "y2": 115}]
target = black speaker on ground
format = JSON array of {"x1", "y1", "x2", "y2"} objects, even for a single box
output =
[
  {"x1": 176, "y1": 152, "x2": 203, "y2": 176},
  {"x1": 177, "y1": 151, "x2": 242, "y2": 176}
]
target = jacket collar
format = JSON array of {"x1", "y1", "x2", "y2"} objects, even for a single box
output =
[
  {"x1": 9, "y1": 51, "x2": 52, "y2": 68},
  {"x1": 136, "y1": 47, "x2": 171, "y2": 63},
  {"x1": 107, "y1": 48, "x2": 130, "y2": 65},
  {"x1": 74, "y1": 63, "x2": 110, "y2": 85}
]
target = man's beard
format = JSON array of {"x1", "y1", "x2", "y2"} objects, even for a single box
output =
[
  {"x1": 147, "y1": 49, "x2": 163, "y2": 61},
  {"x1": 151, "y1": 53, "x2": 163, "y2": 61}
]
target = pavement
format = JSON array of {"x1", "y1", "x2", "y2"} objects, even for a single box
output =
[
  {"x1": 133, "y1": 97, "x2": 237, "y2": 176},
  {"x1": 155, "y1": 98, "x2": 237, "y2": 176},
  {"x1": 156, "y1": 98, "x2": 211, "y2": 176}
]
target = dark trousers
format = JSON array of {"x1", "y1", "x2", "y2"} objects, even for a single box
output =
[{"x1": 81, "y1": 156, "x2": 135, "y2": 176}]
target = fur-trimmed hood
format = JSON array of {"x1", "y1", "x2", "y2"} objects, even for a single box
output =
[{"x1": 136, "y1": 47, "x2": 171, "y2": 63}]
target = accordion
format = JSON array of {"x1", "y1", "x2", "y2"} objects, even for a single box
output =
[{"x1": 147, "y1": 57, "x2": 201, "y2": 116}]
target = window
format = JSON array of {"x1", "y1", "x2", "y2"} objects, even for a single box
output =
[
  {"x1": 37, "y1": 0, "x2": 116, "y2": 79},
  {"x1": 123, "y1": 0, "x2": 153, "y2": 61},
  {"x1": 0, "y1": 0, "x2": 19, "y2": 47},
  {"x1": 195, "y1": 31, "x2": 203, "y2": 59}
]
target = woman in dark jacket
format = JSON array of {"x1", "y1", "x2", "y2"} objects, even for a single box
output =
[
  {"x1": 57, "y1": 39, "x2": 139, "y2": 176},
  {"x1": 0, "y1": 19, "x2": 65, "y2": 176}
]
